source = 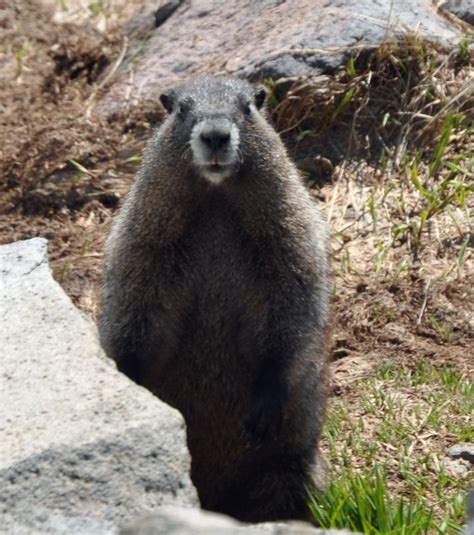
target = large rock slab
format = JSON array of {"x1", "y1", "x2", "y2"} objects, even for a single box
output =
[
  {"x1": 120, "y1": 506, "x2": 357, "y2": 534},
  {"x1": 467, "y1": 488, "x2": 474, "y2": 535},
  {"x1": 0, "y1": 238, "x2": 198, "y2": 532},
  {"x1": 103, "y1": 0, "x2": 464, "y2": 109}
]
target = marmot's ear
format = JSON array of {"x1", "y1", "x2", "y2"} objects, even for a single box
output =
[
  {"x1": 254, "y1": 87, "x2": 268, "y2": 110},
  {"x1": 159, "y1": 91, "x2": 175, "y2": 114}
]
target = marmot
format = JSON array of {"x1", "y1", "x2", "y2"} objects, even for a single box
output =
[{"x1": 99, "y1": 76, "x2": 331, "y2": 523}]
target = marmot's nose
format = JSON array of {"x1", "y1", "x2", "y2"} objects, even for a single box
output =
[{"x1": 200, "y1": 126, "x2": 231, "y2": 151}]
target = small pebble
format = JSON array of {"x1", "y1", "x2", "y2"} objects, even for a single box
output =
[{"x1": 447, "y1": 443, "x2": 474, "y2": 464}]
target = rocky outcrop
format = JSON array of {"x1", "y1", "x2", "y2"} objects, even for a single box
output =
[
  {"x1": 0, "y1": 238, "x2": 198, "y2": 533},
  {"x1": 102, "y1": 0, "x2": 466, "y2": 110}
]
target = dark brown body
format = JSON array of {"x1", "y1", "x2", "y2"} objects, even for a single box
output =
[{"x1": 99, "y1": 76, "x2": 331, "y2": 522}]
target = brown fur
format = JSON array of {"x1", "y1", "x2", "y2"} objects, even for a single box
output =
[{"x1": 99, "y1": 76, "x2": 331, "y2": 522}]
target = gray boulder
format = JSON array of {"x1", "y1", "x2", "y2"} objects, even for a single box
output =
[
  {"x1": 441, "y1": 0, "x2": 474, "y2": 25},
  {"x1": 467, "y1": 488, "x2": 474, "y2": 535},
  {"x1": 0, "y1": 238, "x2": 198, "y2": 533},
  {"x1": 0, "y1": 510, "x2": 116, "y2": 535},
  {"x1": 102, "y1": 0, "x2": 463, "y2": 110},
  {"x1": 120, "y1": 506, "x2": 356, "y2": 534}
]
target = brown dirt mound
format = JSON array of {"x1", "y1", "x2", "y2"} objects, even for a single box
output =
[{"x1": 0, "y1": 1, "x2": 162, "y2": 217}]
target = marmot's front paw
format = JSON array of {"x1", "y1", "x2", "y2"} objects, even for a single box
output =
[{"x1": 244, "y1": 394, "x2": 283, "y2": 443}]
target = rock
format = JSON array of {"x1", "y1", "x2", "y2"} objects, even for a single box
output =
[
  {"x1": 120, "y1": 506, "x2": 356, "y2": 534},
  {"x1": 448, "y1": 443, "x2": 474, "y2": 464},
  {"x1": 0, "y1": 510, "x2": 116, "y2": 535},
  {"x1": 442, "y1": 459, "x2": 469, "y2": 476},
  {"x1": 441, "y1": 0, "x2": 474, "y2": 25},
  {"x1": 0, "y1": 238, "x2": 198, "y2": 532},
  {"x1": 124, "y1": 0, "x2": 186, "y2": 37},
  {"x1": 154, "y1": 0, "x2": 184, "y2": 28},
  {"x1": 466, "y1": 488, "x2": 474, "y2": 535},
  {"x1": 102, "y1": 0, "x2": 463, "y2": 110}
]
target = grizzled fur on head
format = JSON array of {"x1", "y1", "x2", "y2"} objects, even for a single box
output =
[{"x1": 159, "y1": 76, "x2": 268, "y2": 185}]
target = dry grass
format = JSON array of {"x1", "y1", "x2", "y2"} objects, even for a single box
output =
[
  {"x1": 265, "y1": 34, "x2": 473, "y2": 532},
  {"x1": 267, "y1": 34, "x2": 473, "y2": 337},
  {"x1": 270, "y1": 33, "x2": 473, "y2": 162}
]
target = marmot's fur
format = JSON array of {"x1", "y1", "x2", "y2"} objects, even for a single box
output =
[{"x1": 100, "y1": 76, "x2": 331, "y2": 522}]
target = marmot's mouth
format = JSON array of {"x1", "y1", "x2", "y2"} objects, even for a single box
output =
[
  {"x1": 204, "y1": 162, "x2": 231, "y2": 174},
  {"x1": 198, "y1": 162, "x2": 235, "y2": 185}
]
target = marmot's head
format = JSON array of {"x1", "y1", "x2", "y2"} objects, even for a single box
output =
[{"x1": 159, "y1": 76, "x2": 267, "y2": 185}]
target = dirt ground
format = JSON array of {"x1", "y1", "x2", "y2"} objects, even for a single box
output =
[{"x1": 1, "y1": 0, "x2": 473, "y2": 526}]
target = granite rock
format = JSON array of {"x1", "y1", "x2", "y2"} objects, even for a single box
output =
[
  {"x1": 448, "y1": 443, "x2": 474, "y2": 464},
  {"x1": 120, "y1": 506, "x2": 357, "y2": 535},
  {"x1": 0, "y1": 238, "x2": 198, "y2": 533},
  {"x1": 101, "y1": 0, "x2": 464, "y2": 110},
  {"x1": 441, "y1": 0, "x2": 474, "y2": 25}
]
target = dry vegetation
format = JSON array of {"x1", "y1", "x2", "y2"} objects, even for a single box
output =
[
  {"x1": 271, "y1": 34, "x2": 473, "y2": 533},
  {"x1": 0, "y1": 2, "x2": 472, "y2": 533}
]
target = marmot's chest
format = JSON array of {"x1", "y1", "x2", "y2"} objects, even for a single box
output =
[
  {"x1": 181, "y1": 206, "x2": 266, "y2": 291},
  {"x1": 160, "y1": 209, "x2": 272, "y2": 358}
]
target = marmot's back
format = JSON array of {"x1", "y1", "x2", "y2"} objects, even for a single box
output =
[{"x1": 99, "y1": 76, "x2": 331, "y2": 523}]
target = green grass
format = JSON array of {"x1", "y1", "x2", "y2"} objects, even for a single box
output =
[
  {"x1": 310, "y1": 363, "x2": 472, "y2": 533},
  {"x1": 371, "y1": 113, "x2": 473, "y2": 267},
  {"x1": 308, "y1": 466, "x2": 436, "y2": 534}
]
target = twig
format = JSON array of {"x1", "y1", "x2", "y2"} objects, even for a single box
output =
[
  {"x1": 97, "y1": 36, "x2": 128, "y2": 91},
  {"x1": 414, "y1": 83, "x2": 473, "y2": 141},
  {"x1": 85, "y1": 36, "x2": 128, "y2": 117},
  {"x1": 327, "y1": 162, "x2": 346, "y2": 224},
  {"x1": 381, "y1": 0, "x2": 395, "y2": 43},
  {"x1": 406, "y1": 399, "x2": 451, "y2": 456},
  {"x1": 417, "y1": 277, "x2": 431, "y2": 325}
]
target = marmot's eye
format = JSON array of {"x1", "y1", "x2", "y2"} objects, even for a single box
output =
[
  {"x1": 178, "y1": 98, "x2": 194, "y2": 118},
  {"x1": 243, "y1": 102, "x2": 252, "y2": 116}
]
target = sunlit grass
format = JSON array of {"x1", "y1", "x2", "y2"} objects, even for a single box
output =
[{"x1": 311, "y1": 363, "x2": 472, "y2": 533}]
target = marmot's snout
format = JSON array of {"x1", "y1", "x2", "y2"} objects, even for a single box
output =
[{"x1": 190, "y1": 117, "x2": 240, "y2": 185}]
